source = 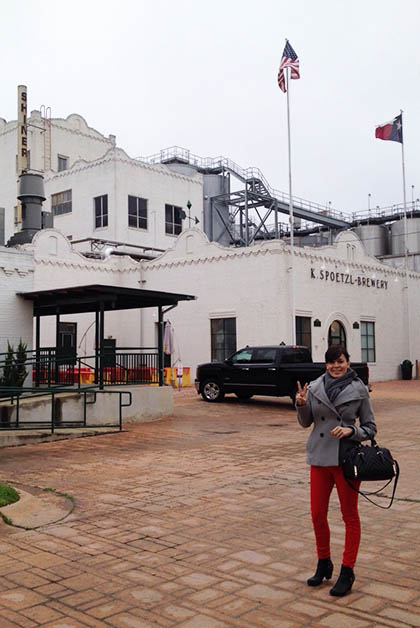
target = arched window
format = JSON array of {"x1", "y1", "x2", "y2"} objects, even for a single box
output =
[{"x1": 328, "y1": 320, "x2": 346, "y2": 347}]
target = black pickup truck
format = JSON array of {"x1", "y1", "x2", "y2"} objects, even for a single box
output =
[{"x1": 195, "y1": 345, "x2": 369, "y2": 404}]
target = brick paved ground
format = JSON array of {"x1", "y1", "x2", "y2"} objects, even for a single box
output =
[{"x1": 0, "y1": 380, "x2": 419, "y2": 627}]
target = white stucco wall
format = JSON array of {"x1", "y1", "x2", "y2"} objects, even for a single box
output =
[
  {"x1": 45, "y1": 149, "x2": 203, "y2": 250},
  {"x1": 0, "y1": 112, "x2": 116, "y2": 243},
  {"x1": 0, "y1": 111, "x2": 204, "y2": 252},
  {"x1": 31, "y1": 229, "x2": 143, "y2": 351},
  {"x1": 291, "y1": 231, "x2": 415, "y2": 380},
  {"x1": 30, "y1": 111, "x2": 116, "y2": 174},
  {"x1": 139, "y1": 229, "x2": 420, "y2": 382},
  {"x1": 23, "y1": 226, "x2": 420, "y2": 384},
  {"x1": 0, "y1": 246, "x2": 34, "y2": 354},
  {"x1": 0, "y1": 119, "x2": 20, "y2": 242}
]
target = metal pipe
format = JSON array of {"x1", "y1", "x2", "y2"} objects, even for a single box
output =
[
  {"x1": 35, "y1": 314, "x2": 40, "y2": 388},
  {"x1": 55, "y1": 310, "x2": 60, "y2": 385},
  {"x1": 99, "y1": 302, "x2": 105, "y2": 390},
  {"x1": 158, "y1": 306, "x2": 164, "y2": 386}
]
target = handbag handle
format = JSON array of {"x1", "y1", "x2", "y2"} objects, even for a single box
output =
[
  {"x1": 335, "y1": 409, "x2": 399, "y2": 509},
  {"x1": 345, "y1": 459, "x2": 400, "y2": 509}
]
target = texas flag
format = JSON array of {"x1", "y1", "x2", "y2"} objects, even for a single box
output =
[{"x1": 375, "y1": 114, "x2": 403, "y2": 143}]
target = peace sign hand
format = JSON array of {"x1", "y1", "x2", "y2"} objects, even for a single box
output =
[{"x1": 295, "y1": 381, "x2": 308, "y2": 406}]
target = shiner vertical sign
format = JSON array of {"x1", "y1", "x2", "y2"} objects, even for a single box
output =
[{"x1": 16, "y1": 85, "x2": 28, "y2": 231}]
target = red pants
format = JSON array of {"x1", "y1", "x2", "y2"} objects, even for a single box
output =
[{"x1": 310, "y1": 465, "x2": 361, "y2": 568}]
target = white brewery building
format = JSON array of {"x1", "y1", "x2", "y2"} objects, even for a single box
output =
[{"x1": 0, "y1": 91, "x2": 419, "y2": 395}]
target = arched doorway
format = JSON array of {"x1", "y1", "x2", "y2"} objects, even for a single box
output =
[{"x1": 328, "y1": 320, "x2": 346, "y2": 347}]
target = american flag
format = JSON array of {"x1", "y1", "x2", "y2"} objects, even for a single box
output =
[{"x1": 277, "y1": 41, "x2": 300, "y2": 93}]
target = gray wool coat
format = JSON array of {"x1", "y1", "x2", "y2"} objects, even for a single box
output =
[{"x1": 296, "y1": 374, "x2": 377, "y2": 466}]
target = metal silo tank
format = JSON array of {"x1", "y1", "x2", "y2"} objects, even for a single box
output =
[
  {"x1": 391, "y1": 218, "x2": 420, "y2": 255},
  {"x1": 354, "y1": 225, "x2": 389, "y2": 256},
  {"x1": 203, "y1": 174, "x2": 230, "y2": 246}
]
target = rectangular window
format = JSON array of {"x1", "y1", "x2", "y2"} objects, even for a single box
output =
[
  {"x1": 361, "y1": 321, "x2": 376, "y2": 363},
  {"x1": 250, "y1": 347, "x2": 277, "y2": 363},
  {"x1": 296, "y1": 316, "x2": 312, "y2": 351},
  {"x1": 281, "y1": 348, "x2": 311, "y2": 363},
  {"x1": 58, "y1": 155, "x2": 69, "y2": 172},
  {"x1": 94, "y1": 194, "x2": 108, "y2": 228},
  {"x1": 128, "y1": 195, "x2": 148, "y2": 229},
  {"x1": 165, "y1": 203, "x2": 183, "y2": 235},
  {"x1": 52, "y1": 190, "x2": 72, "y2": 216},
  {"x1": 211, "y1": 318, "x2": 236, "y2": 362}
]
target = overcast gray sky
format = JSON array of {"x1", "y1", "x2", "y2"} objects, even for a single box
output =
[{"x1": 1, "y1": 0, "x2": 418, "y2": 216}]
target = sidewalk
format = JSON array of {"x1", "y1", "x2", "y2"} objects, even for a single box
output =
[{"x1": 0, "y1": 380, "x2": 418, "y2": 627}]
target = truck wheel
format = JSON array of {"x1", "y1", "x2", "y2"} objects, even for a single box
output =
[
  {"x1": 201, "y1": 379, "x2": 225, "y2": 402},
  {"x1": 235, "y1": 392, "x2": 253, "y2": 400}
]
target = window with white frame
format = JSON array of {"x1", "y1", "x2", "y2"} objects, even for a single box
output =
[
  {"x1": 296, "y1": 316, "x2": 312, "y2": 351},
  {"x1": 128, "y1": 195, "x2": 148, "y2": 229},
  {"x1": 211, "y1": 318, "x2": 236, "y2": 362},
  {"x1": 94, "y1": 195, "x2": 108, "y2": 228},
  {"x1": 165, "y1": 203, "x2": 183, "y2": 235},
  {"x1": 57, "y1": 155, "x2": 69, "y2": 171},
  {"x1": 52, "y1": 190, "x2": 72, "y2": 216},
  {"x1": 361, "y1": 321, "x2": 376, "y2": 362}
]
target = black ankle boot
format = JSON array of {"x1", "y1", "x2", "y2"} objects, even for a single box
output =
[
  {"x1": 329, "y1": 565, "x2": 355, "y2": 596},
  {"x1": 307, "y1": 558, "x2": 334, "y2": 586}
]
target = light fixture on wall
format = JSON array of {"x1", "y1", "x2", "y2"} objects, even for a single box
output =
[
  {"x1": 394, "y1": 276, "x2": 399, "y2": 283},
  {"x1": 320, "y1": 264, "x2": 326, "y2": 271},
  {"x1": 371, "y1": 273, "x2": 376, "y2": 280},
  {"x1": 345, "y1": 267, "x2": 350, "y2": 274},
  {"x1": 353, "y1": 322, "x2": 360, "y2": 329},
  {"x1": 313, "y1": 319, "x2": 321, "y2": 327}
]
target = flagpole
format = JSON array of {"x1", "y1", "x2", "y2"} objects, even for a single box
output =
[
  {"x1": 400, "y1": 109, "x2": 411, "y2": 360},
  {"x1": 400, "y1": 111, "x2": 408, "y2": 271},
  {"x1": 285, "y1": 63, "x2": 296, "y2": 345}
]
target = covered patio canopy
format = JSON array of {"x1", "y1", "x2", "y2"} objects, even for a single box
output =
[{"x1": 17, "y1": 284, "x2": 196, "y2": 387}]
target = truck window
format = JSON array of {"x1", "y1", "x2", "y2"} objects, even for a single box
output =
[
  {"x1": 251, "y1": 348, "x2": 277, "y2": 363},
  {"x1": 231, "y1": 349, "x2": 252, "y2": 364},
  {"x1": 281, "y1": 349, "x2": 311, "y2": 363}
]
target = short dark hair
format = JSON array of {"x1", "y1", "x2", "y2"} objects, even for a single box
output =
[{"x1": 325, "y1": 344, "x2": 350, "y2": 363}]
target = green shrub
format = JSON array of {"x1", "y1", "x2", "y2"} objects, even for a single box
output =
[{"x1": 0, "y1": 340, "x2": 28, "y2": 388}]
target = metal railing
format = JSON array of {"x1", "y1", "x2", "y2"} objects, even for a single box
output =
[
  {"x1": 0, "y1": 386, "x2": 132, "y2": 433},
  {"x1": 136, "y1": 145, "x2": 348, "y2": 220},
  {"x1": 0, "y1": 348, "x2": 160, "y2": 390},
  {"x1": 351, "y1": 201, "x2": 420, "y2": 223},
  {"x1": 99, "y1": 348, "x2": 159, "y2": 385}
]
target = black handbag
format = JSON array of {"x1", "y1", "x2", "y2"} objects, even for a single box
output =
[{"x1": 339, "y1": 438, "x2": 400, "y2": 509}]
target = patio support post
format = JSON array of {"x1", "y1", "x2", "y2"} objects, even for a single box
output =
[
  {"x1": 99, "y1": 301, "x2": 105, "y2": 390},
  {"x1": 158, "y1": 306, "x2": 164, "y2": 386},
  {"x1": 35, "y1": 313, "x2": 40, "y2": 388},
  {"x1": 55, "y1": 309, "x2": 60, "y2": 385},
  {"x1": 94, "y1": 309, "x2": 99, "y2": 385}
]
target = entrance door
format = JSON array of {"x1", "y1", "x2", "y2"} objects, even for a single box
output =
[
  {"x1": 328, "y1": 320, "x2": 346, "y2": 347},
  {"x1": 57, "y1": 322, "x2": 77, "y2": 364},
  {"x1": 103, "y1": 338, "x2": 116, "y2": 368},
  {"x1": 56, "y1": 322, "x2": 77, "y2": 384}
]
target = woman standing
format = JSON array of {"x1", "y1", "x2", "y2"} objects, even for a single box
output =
[{"x1": 296, "y1": 344, "x2": 376, "y2": 596}]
